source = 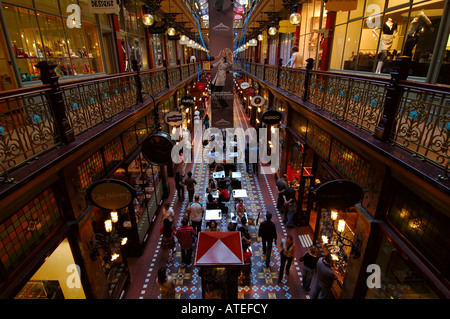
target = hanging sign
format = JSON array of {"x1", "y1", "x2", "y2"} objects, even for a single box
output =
[
  {"x1": 87, "y1": 179, "x2": 135, "y2": 210},
  {"x1": 251, "y1": 95, "x2": 265, "y2": 107},
  {"x1": 240, "y1": 81, "x2": 250, "y2": 90},
  {"x1": 164, "y1": 111, "x2": 184, "y2": 126},
  {"x1": 244, "y1": 87, "x2": 255, "y2": 96},
  {"x1": 197, "y1": 82, "x2": 205, "y2": 90},
  {"x1": 142, "y1": 132, "x2": 175, "y2": 166},
  {"x1": 88, "y1": 0, "x2": 120, "y2": 14},
  {"x1": 312, "y1": 179, "x2": 363, "y2": 210},
  {"x1": 261, "y1": 110, "x2": 282, "y2": 125},
  {"x1": 181, "y1": 96, "x2": 194, "y2": 106}
]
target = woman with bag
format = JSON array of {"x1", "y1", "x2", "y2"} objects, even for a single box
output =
[
  {"x1": 278, "y1": 235, "x2": 295, "y2": 283},
  {"x1": 299, "y1": 245, "x2": 319, "y2": 292}
]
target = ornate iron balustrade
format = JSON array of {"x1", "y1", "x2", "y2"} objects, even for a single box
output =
[
  {"x1": 0, "y1": 62, "x2": 200, "y2": 179},
  {"x1": 0, "y1": 86, "x2": 61, "y2": 178},
  {"x1": 242, "y1": 60, "x2": 450, "y2": 175},
  {"x1": 393, "y1": 82, "x2": 450, "y2": 170}
]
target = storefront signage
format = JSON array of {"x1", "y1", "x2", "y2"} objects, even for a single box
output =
[
  {"x1": 251, "y1": 95, "x2": 265, "y2": 107},
  {"x1": 181, "y1": 96, "x2": 194, "y2": 106},
  {"x1": 240, "y1": 81, "x2": 250, "y2": 90},
  {"x1": 261, "y1": 110, "x2": 282, "y2": 125},
  {"x1": 142, "y1": 132, "x2": 175, "y2": 166},
  {"x1": 312, "y1": 179, "x2": 363, "y2": 210},
  {"x1": 325, "y1": 0, "x2": 358, "y2": 12},
  {"x1": 244, "y1": 87, "x2": 255, "y2": 96},
  {"x1": 88, "y1": 0, "x2": 120, "y2": 14},
  {"x1": 164, "y1": 111, "x2": 184, "y2": 126},
  {"x1": 87, "y1": 179, "x2": 135, "y2": 210},
  {"x1": 197, "y1": 82, "x2": 205, "y2": 90}
]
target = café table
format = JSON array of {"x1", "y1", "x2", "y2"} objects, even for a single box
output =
[
  {"x1": 205, "y1": 209, "x2": 222, "y2": 221},
  {"x1": 232, "y1": 189, "x2": 247, "y2": 199}
]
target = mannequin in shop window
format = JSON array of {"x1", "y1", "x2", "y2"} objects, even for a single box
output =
[
  {"x1": 403, "y1": 10, "x2": 432, "y2": 58},
  {"x1": 373, "y1": 18, "x2": 398, "y2": 73}
]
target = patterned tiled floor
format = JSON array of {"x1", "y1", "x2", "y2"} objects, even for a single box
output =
[{"x1": 124, "y1": 98, "x2": 314, "y2": 300}]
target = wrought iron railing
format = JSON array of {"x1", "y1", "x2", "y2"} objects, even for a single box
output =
[
  {"x1": 242, "y1": 59, "x2": 450, "y2": 177},
  {"x1": 0, "y1": 63, "x2": 200, "y2": 178}
]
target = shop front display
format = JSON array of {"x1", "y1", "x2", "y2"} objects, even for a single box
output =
[
  {"x1": 15, "y1": 239, "x2": 86, "y2": 299},
  {"x1": 2, "y1": 2, "x2": 104, "y2": 84},
  {"x1": 113, "y1": 152, "x2": 162, "y2": 256}
]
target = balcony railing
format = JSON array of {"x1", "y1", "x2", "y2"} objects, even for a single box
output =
[
  {"x1": 242, "y1": 58, "x2": 450, "y2": 178},
  {"x1": 0, "y1": 62, "x2": 200, "y2": 180}
]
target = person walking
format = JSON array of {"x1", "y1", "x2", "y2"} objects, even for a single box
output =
[
  {"x1": 299, "y1": 245, "x2": 320, "y2": 292},
  {"x1": 257, "y1": 212, "x2": 277, "y2": 268},
  {"x1": 187, "y1": 195, "x2": 204, "y2": 236},
  {"x1": 161, "y1": 202, "x2": 175, "y2": 226},
  {"x1": 184, "y1": 171, "x2": 197, "y2": 204},
  {"x1": 278, "y1": 234, "x2": 296, "y2": 283},
  {"x1": 311, "y1": 253, "x2": 338, "y2": 299},
  {"x1": 175, "y1": 217, "x2": 196, "y2": 266},
  {"x1": 204, "y1": 114, "x2": 210, "y2": 129},
  {"x1": 160, "y1": 218, "x2": 176, "y2": 263},
  {"x1": 283, "y1": 181, "x2": 297, "y2": 228},
  {"x1": 174, "y1": 171, "x2": 185, "y2": 202},
  {"x1": 156, "y1": 266, "x2": 175, "y2": 299},
  {"x1": 276, "y1": 174, "x2": 288, "y2": 216}
]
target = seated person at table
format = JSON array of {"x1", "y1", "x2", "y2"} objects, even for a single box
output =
[
  {"x1": 219, "y1": 185, "x2": 230, "y2": 203},
  {"x1": 206, "y1": 220, "x2": 219, "y2": 232},
  {"x1": 206, "y1": 187, "x2": 217, "y2": 204},
  {"x1": 208, "y1": 178, "x2": 217, "y2": 191},
  {"x1": 238, "y1": 216, "x2": 250, "y2": 236},
  {"x1": 215, "y1": 162, "x2": 224, "y2": 172},
  {"x1": 235, "y1": 199, "x2": 246, "y2": 219}
]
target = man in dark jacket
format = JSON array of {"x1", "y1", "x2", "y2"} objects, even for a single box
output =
[{"x1": 258, "y1": 212, "x2": 277, "y2": 268}]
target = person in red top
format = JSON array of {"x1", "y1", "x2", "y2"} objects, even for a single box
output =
[{"x1": 175, "y1": 216, "x2": 196, "y2": 266}]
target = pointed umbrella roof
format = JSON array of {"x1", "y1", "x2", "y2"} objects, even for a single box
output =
[{"x1": 195, "y1": 231, "x2": 244, "y2": 266}]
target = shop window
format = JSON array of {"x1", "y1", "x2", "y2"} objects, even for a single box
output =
[
  {"x1": 330, "y1": 24, "x2": 346, "y2": 69},
  {"x1": 0, "y1": 19, "x2": 16, "y2": 89},
  {"x1": 63, "y1": 17, "x2": 91, "y2": 76},
  {"x1": 83, "y1": 23, "x2": 104, "y2": 73},
  {"x1": 343, "y1": 20, "x2": 364, "y2": 71},
  {"x1": 387, "y1": 183, "x2": 450, "y2": 277},
  {"x1": 365, "y1": 237, "x2": 438, "y2": 299},
  {"x1": 151, "y1": 33, "x2": 164, "y2": 68},
  {"x1": 0, "y1": 188, "x2": 62, "y2": 276},
  {"x1": 403, "y1": 4, "x2": 443, "y2": 77},
  {"x1": 15, "y1": 239, "x2": 86, "y2": 299},
  {"x1": 4, "y1": 5, "x2": 43, "y2": 81},
  {"x1": 437, "y1": 31, "x2": 450, "y2": 84},
  {"x1": 167, "y1": 38, "x2": 177, "y2": 66},
  {"x1": 349, "y1": 0, "x2": 367, "y2": 19}
]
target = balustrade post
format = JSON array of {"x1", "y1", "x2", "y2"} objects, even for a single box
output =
[
  {"x1": 374, "y1": 56, "x2": 411, "y2": 142},
  {"x1": 277, "y1": 58, "x2": 283, "y2": 87},
  {"x1": 303, "y1": 58, "x2": 314, "y2": 101},
  {"x1": 163, "y1": 59, "x2": 170, "y2": 88},
  {"x1": 263, "y1": 58, "x2": 268, "y2": 81},
  {"x1": 35, "y1": 61, "x2": 74, "y2": 144},
  {"x1": 131, "y1": 59, "x2": 143, "y2": 104}
]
